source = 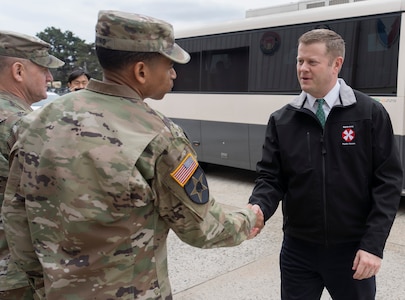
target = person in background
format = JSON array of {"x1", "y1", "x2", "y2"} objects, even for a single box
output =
[
  {"x1": 0, "y1": 30, "x2": 64, "y2": 299},
  {"x1": 67, "y1": 68, "x2": 90, "y2": 91},
  {"x1": 248, "y1": 28, "x2": 402, "y2": 300},
  {"x1": 2, "y1": 11, "x2": 264, "y2": 300}
]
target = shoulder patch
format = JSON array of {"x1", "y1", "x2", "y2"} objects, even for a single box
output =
[
  {"x1": 170, "y1": 153, "x2": 198, "y2": 187},
  {"x1": 184, "y1": 166, "x2": 209, "y2": 204}
]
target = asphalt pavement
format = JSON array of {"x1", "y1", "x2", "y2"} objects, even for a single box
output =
[{"x1": 167, "y1": 165, "x2": 405, "y2": 300}]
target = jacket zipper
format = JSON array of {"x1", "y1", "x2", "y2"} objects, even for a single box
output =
[
  {"x1": 320, "y1": 133, "x2": 328, "y2": 247},
  {"x1": 306, "y1": 132, "x2": 311, "y2": 163}
]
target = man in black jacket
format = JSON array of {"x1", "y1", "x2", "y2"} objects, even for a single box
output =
[{"x1": 248, "y1": 28, "x2": 403, "y2": 300}]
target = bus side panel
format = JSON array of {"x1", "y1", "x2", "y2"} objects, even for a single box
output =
[
  {"x1": 201, "y1": 121, "x2": 250, "y2": 170},
  {"x1": 171, "y1": 118, "x2": 203, "y2": 160},
  {"x1": 171, "y1": 119, "x2": 268, "y2": 171},
  {"x1": 396, "y1": 135, "x2": 405, "y2": 195}
]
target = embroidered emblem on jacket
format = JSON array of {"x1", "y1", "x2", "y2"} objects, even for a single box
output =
[{"x1": 342, "y1": 125, "x2": 356, "y2": 145}]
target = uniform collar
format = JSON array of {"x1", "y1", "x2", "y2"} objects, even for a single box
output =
[
  {"x1": 0, "y1": 90, "x2": 32, "y2": 111},
  {"x1": 85, "y1": 79, "x2": 143, "y2": 100}
]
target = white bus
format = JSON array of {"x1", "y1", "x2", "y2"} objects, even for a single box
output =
[{"x1": 147, "y1": 0, "x2": 405, "y2": 192}]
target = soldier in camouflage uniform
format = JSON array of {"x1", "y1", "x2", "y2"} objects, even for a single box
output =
[
  {"x1": 0, "y1": 31, "x2": 64, "y2": 299},
  {"x1": 2, "y1": 11, "x2": 264, "y2": 300}
]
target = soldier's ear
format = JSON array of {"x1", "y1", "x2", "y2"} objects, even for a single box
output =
[
  {"x1": 133, "y1": 61, "x2": 147, "y2": 84},
  {"x1": 11, "y1": 61, "x2": 24, "y2": 82}
]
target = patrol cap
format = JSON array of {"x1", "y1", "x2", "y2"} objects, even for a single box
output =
[
  {"x1": 0, "y1": 30, "x2": 64, "y2": 68},
  {"x1": 95, "y1": 10, "x2": 190, "y2": 64}
]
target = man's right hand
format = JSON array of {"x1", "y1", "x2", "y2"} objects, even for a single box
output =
[{"x1": 247, "y1": 204, "x2": 264, "y2": 239}]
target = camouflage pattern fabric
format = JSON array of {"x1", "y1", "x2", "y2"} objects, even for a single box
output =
[
  {"x1": 2, "y1": 79, "x2": 256, "y2": 299},
  {"x1": 0, "y1": 91, "x2": 33, "y2": 298},
  {"x1": 95, "y1": 10, "x2": 190, "y2": 64},
  {"x1": 0, "y1": 30, "x2": 64, "y2": 68},
  {"x1": 0, "y1": 285, "x2": 35, "y2": 300}
]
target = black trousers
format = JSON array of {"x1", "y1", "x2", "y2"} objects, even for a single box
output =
[{"x1": 280, "y1": 235, "x2": 376, "y2": 300}]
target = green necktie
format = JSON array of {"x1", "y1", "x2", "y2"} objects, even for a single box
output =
[{"x1": 316, "y1": 98, "x2": 326, "y2": 128}]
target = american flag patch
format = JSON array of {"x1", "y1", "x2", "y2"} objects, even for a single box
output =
[{"x1": 170, "y1": 153, "x2": 198, "y2": 187}]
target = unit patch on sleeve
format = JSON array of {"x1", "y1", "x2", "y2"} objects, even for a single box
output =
[
  {"x1": 184, "y1": 166, "x2": 209, "y2": 204},
  {"x1": 170, "y1": 153, "x2": 209, "y2": 204}
]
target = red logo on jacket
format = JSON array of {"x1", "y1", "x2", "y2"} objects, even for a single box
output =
[
  {"x1": 342, "y1": 125, "x2": 356, "y2": 145},
  {"x1": 342, "y1": 128, "x2": 355, "y2": 142}
]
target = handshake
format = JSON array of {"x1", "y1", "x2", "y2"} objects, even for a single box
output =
[{"x1": 247, "y1": 204, "x2": 264, "y2": 239}]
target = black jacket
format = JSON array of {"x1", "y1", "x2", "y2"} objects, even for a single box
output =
[{"x1": 249, "y1": 79, "x2": 403, "y2": 258}]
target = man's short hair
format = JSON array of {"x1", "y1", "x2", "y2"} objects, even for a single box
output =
[
  {"x1": 298, "y1": 29, "x2": 345, "y2": 60},
  {"x1": 68, "y1": 69, "x2": 91, "y2": 83},
  {"x1": 95, "y1": 47, "x2": 161, "y2": 71}
]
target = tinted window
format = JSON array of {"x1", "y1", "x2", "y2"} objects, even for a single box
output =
[
  {"x1": 173, "y1": 52, "x2": 200, "y2": 91},
  {"x1": 173, "y1": 13, "x2": 400, "y2": 95},
  {"x1": 201, "y1": 47, "x2": 249, "y2": 92}
]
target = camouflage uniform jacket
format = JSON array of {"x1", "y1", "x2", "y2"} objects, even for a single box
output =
[
  {"x1": 2, "y1": 79, "x2": 256, "y2": 300},
  {"x1": 0, "y1": 91, "x2": 31, "y2": 291}
]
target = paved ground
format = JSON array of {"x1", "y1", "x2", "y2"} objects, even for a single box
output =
[{"x1": 167, "y1": 165, "x2": 405, "y2": 300}]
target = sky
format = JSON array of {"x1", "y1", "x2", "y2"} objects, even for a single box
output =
[{"x1": 0, "y1": 0, "x2": 295, "y2": 43}]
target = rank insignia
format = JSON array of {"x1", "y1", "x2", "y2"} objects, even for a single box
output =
[
  {"x1": 170, "y1": 153, "x2": 198, "y2": 187},
  {"x1": 184, "y1": 166, "x2": 209, "y2": 204}
]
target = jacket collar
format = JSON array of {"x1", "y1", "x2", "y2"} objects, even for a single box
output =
[{"x1": 289, "y1": 78, "x2": 356, "y2": 109}]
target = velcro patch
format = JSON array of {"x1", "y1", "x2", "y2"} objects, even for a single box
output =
[
  {"x1": 184, "y1": 166, "x2": 209, "y2": 204},
  {"x1": 170, "y1": 153, "x2": 198, "y2": 187}
]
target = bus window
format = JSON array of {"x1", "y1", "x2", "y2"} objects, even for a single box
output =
[
  {"x1": 173, "y1": 52, "x2": 201, "y2": 92},
  {"x1": 201, "y1": 47, "x2": 249, "y2": 92},
  {"x1": 352, "y1": 14, "x2": 400, "y2": 95},
  {"x1": 250, "y1": 27, "x2": 301, "y2": 93}
]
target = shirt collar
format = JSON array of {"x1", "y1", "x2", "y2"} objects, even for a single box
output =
[{"x1": 307, "y1": 81, "x2": 341, "y2": 109}]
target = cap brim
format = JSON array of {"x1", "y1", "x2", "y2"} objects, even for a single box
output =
[
  {"x1": 160, "y1": 43, "x2": 190, "y2": 64},
  {"x1": 32, "y1": 54, "x2": 65, "y2": 68}
]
